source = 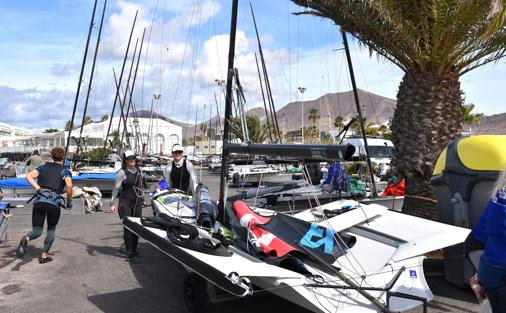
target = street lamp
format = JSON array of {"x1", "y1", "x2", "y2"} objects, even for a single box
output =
[
  {"x1": 132, "y1": 119, "x2": 140, "y2": 155},
  {"x1": 298, "y1": 87, "x2": 306, "y2": 143},
  {"x1": 215, "y1": 79, "x2": 225, "y2": 87}
]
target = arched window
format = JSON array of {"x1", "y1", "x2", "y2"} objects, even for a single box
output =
[
  {"x1": 153, "y1": 134, "x2": 165, "y2": 154},
  {"x1": 168, "y1": 134, "x2": 179, "y2": 149}
]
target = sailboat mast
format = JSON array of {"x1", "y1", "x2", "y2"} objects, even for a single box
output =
[
  {"x1": 254, "y1": 52, "x2": 273, "y2": 142},
  {"x1": 118, "y1": 38, "x2": 139, "y2": 148},
  {"x1": 101, "y1": 11, "x2": 138, "y2": 161},
  {"x1": 121, "y1": 28, "x2": 146, "y2": 148},
  {"x1": 218, "y1": 0, "x2": 239, "y2": 215},
  {"x1": 65, "y1": 0, "x2": 98, "y2": 157},
  {"x1": 341, "y1": 30, "x2": 377, "y2": 196},
  {"x1": 75, "y1": 0, "x2": 107, "y2": 164},
  {"x1": 250, "y1": 3, "x2": 282, "y2": 143}
]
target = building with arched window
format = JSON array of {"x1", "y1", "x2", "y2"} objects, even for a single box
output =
[{"x1": 2, "y1": 112, "x2": 182, "y2": 156}]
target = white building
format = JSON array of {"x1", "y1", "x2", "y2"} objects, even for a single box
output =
[
  {"x1": 2, "y1": 116, "x2": 182, "y2": 155},
  {"x1": 191, "y1": 139, "x2": 223, "y2": 155},
  {"x1": 0, "y1": 122, "x2": 34, "y2": 152}
]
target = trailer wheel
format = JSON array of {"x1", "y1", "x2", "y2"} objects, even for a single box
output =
[{"x1": 183, "y1": 273, "x2": 208, "y2": 312}]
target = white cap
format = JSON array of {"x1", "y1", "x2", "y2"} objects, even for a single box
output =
[
  {"x1": 171, "y1": 144, "x2": 184, "y2": 153},
  {"x1": 124, "y1": 149, "x2": 136, "y2": 160}
]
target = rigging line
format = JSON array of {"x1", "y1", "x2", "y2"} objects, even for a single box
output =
[
  {"x1": 140, "y1": 0, "x2": 160, "y2": 113},
  {"x1": 254, "y1": 52, "x2": 273, "y2": 142},
  {"x1": 185, "y1": 0, "x2": 204, "y2": 134},
  {"x1": 65, "y1": 0, "x2": 98, "y2": 157},
  {"x1": 211, "y1": 0, "x2": 224, "y2": 81},
  {"x1": 159, "y1": 0, "x2": 166, "y2": 99},
  {"x1": 353, "y1": 48, "x2": 382, "y2": 127},
  {"x1": 299, "y1": 164, "x2": 367, "y2": 277},
  {"x1": 169, "y1": 1, "x2": 198, "y2": 119},
  {"x1": 101, "y1": 10, "x2": 138, "y2": 161},
  {"x1": 122, "y1": 28, "x2": 147, "y2": 149},
  {"x1": 287, "y1": 0, "x2": 292, "y2": 103},
  {"x1": 118, "y1": 38, "x2": 139, "y2": 146},
  {"x1": 75, "y1": 0, "x2": 107, "y2": 162},
  {"x1": 296, "y1": 8, "x2": 300, "y2": 101}
]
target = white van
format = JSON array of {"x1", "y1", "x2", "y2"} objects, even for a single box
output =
[{"x1": 341, "y1": 136, "x2": 394, "y2": 175}]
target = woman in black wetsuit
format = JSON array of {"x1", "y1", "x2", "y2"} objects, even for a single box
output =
[
  {"x1": 110, "y1": 150, "x2": 145, "y2": 259},
  {"x1": 16, "y1": 146, "x2": 73, "y2": 263}
]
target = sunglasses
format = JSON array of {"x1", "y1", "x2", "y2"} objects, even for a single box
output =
[
  {"x1": 173, "y1": 151, "x2": 183, "y2": 154},
  {"x1": 125, "y1": 157, "x2": 136, "y2": 161}
]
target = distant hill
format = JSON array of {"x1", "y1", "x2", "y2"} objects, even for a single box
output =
[
  {"x1": 274, "y1": 89, "x2": 395, "y2": 132},
  {"x1": 464, "y1": 113, "x2": 506, "y2": 135},
  {"x1": 136, "y1": 92, "x2": 505, "y2": 140},
  {"x1": 186, "y1": 89, "x2": 396, "y2": 137}
]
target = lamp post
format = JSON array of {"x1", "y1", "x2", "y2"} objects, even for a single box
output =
[
  {"x1": 298, "y1": 86, "x2": 306, "y2": 143},
  {"x1": 132, "y1": 118, "x2": 139, "y2": 154}
]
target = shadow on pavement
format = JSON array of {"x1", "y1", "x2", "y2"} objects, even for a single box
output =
[{"x1": 86, "y1": 241, "x2": 311, "y2": 313}]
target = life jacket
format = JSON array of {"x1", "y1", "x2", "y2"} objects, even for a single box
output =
[
  {"x1": 170, "y1": 159, "x2": 191, "y2": 194},
  {"x1": 32, "y1": 163, "x2": 71, "y2": 208},
  {"x1": 119, "y1": 168, "x2": 143, "y2": 202}
]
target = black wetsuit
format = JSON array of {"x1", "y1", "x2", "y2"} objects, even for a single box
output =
[
  {"x1": 27, "y1": 163, "x2": 71, "y2": 252},
  {"x1": 170, "y1": 159, "x2": 191, "y2": 194},
  {"x1": 118, "y1": 168, "x2": 144, "y2": 254}
]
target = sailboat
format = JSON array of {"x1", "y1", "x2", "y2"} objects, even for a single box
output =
[{"x1": 122, "y1": 1, "x2": 470, "y2": 312}]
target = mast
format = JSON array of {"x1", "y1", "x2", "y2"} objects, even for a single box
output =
[
  {"x1": 118, "y1": 38, "x2": 139, "y2": 149},
  {"x1": 121, "y1": 28, "x2": 146, "y2": 148},
  {"x1": 254, "y1": 52, "x2": 273, "y2": 142},
  {"x1": 341, "y1": 30, "x2": 377, "y2": 196},
  {"x1": 218, "y1": 0, "x2": 239, "y2": 216},
  {"x1": 250, "y1": 2, "x2": 282, "y2": 143},
  {"x1": 101, "y1": 11, "x2": 138, "y2": 161},
  {"x1": 64, "y1": 0, "x2": 98, "y2": 157},
  {"x1": 75, "y1": 0, "x2": 107, "y2": 164}
]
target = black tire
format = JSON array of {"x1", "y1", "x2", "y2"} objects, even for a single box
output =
[{"x1": 183, "y1": 273, "x2": 208, "y2": 312}]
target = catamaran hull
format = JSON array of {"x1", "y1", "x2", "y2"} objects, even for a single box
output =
[{"x1": 249, "y1": 193, "x2": 404, "y2": 213}]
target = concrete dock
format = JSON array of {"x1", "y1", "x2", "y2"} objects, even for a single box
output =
[{"x1": 0, "y1": 171, "x2": 481, "y2": 313}]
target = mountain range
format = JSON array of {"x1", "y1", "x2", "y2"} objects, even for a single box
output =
[{"x1": 156, "y1": 89, "x2": 505, "y2": 139}]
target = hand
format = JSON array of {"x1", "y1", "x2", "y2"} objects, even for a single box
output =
[
  {"x1": 470, "y1": 274, "x2": 486, "y2": 301},
  {"x1": 65, "y1": 199, "x2": 73, "y2": 210},
  {"x1": 110, "y1": 205, "x2": 117, "y2": 213}
]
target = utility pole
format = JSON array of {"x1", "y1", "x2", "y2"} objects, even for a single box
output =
[{"x1": 298, "y1": 86, "x2": 306, "y2": 143}]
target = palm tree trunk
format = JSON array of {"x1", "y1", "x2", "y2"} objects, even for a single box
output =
[{"x1": 391, "y1": 69, "x2": 463, "y2": 220}]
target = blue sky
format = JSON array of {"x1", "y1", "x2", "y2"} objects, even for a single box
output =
[{"x1": 0, "y1": 0, "x2": 505, "y2": 132}]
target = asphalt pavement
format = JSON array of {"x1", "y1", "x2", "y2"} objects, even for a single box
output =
[{"x1": 0, "y1": 171, "x2": 481, "y2": 313}]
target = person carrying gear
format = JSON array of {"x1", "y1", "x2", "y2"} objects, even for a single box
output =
[
  {"x1": 25, "y1": 149, "x2": 43, "y2": 171},
  {"x1": 16, "y1": 146, "x2": 73, "y2": 264},
  {"x1": 163, "y1": 144, "x2": 197, "y2": 195},
  {"x1": 110, "y1": 150, "x2": 146, "y2": 259}
]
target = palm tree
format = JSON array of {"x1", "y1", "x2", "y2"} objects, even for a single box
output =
[
  {"x1": 333, "y1": 115, "x2": 345, "y2": 132},
  {"x1": 64, "y1": 120, "x2": 73, "y2": 131},
  {"x1": 351, "y1": 114, "x2": 374, "y2": 135},
  {"x1": 291, "y1": 0, "x2": 506, "y2": 217},
  {"x1": 200, "y1": 123, "x2": 208, "y2": 138},
  {"x1": 462, "y1": 103, "x2": 484, "y2": 125},
  {"x1": 308, "y1": 108, "x2": 320, "y2": 125},
  {"x1": 83, "y1": 116, "x2": 93, "y2": 125},
  {"x1": 230, "y1": 115, "x2": 268, "y2": 143}
]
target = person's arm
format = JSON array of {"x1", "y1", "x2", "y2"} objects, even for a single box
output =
[
  {"x1": 25, "y1": 168, "x2": 41, "y2": 191},
  {"x1": 110, "y1": 170, "x2": 126, "y2": 213},
  {"x1": 186, "y1": 162, "x2": 198, "y2": 193},
  {"x1": 163, "y1": 164, "x2": 172, "y2": 185}
]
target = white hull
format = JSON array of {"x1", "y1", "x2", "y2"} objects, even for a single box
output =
[{"x1": 126, "y1": 192, "x2": 469, "y2": 313}]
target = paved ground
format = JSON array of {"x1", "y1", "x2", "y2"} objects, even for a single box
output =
[{"x1": 0, "y1": 171, "x2": 481, "y2": 313}]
